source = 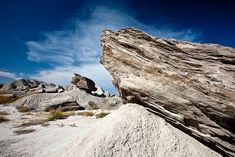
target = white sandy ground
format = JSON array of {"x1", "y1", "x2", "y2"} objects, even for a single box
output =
[
  {"x1": 0, "y1": 104, "x2": 221, "y2": 157},
  {"x1": 62, "y1": 104, "x2": 221, "y2": 157},
  {"x1": 0, "y1": 105, "x2": 104, "y2": 157}
]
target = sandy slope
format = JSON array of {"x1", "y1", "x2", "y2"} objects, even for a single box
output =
[
  {"x1": 0, "y1": 104, "x2": 221, "y2": 157},
  {"x1": 63, "y1": 104, "x2": 221, "y2": 157}
]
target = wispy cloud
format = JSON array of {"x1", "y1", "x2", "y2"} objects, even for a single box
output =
[
  {"x1": 0, "y1": 70, "x2": 19, "y2": 80},
  {"x1": 26, "y1": 6, "x2": 201, "y2": 92}
]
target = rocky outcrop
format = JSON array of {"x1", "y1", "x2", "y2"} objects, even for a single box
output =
[
  {"x1": 100, "y1": 28, "x2": 235, "y2": 156},
  {"x1": 64, "y1": 104, "x2": 221, "y2": 157},
  {"x1": 1, "y1": 79, "x2": 41, "y2": 91},
  {"x1": 39, "y1": 95, "x2": 83, "y2": 111},
  {"x1": 71, "y1": 73, "x2": 97, "y2": 92},
  {"x1": 0, "y1": 79, "x2": 64, "y2": 98},
  {"x1": 11, "y1": 88, "x2": 123, "y2": 111}
]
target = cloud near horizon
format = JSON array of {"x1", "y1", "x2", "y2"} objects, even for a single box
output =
[
  {"x1": 0, "y1": 70, "x2": 20, "y2": 80},
  {"x1": 25, "y1": 6, "x2": 201, "y2": 93}
]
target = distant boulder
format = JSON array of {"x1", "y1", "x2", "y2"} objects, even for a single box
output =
[
  {"x1": 71, "y1": 73, "x2": 97, "y2": 92},
  {"x1": 0, "y1": 79, "x2": 65, "y2": 98}
]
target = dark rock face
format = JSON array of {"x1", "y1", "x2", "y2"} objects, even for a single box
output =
[
  {"x1": 0, "y1": 83, "x2": 3, "y2": 89},
  {"x1": 100, "y1": 28, "x2": 235, "y2": 156},
  {"x1": 71, "y1": 73, "x2": 97, "y2": 92}
]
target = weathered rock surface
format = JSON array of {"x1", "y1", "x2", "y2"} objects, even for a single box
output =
[
  {"x1": 101, "y1": 28, "x2": 235, "y2": 156},
  {"x1": 64, "y1": 104, "x2": 221, "y2": 157},
  {"x1": 71, "y1": 73, "x2": 97, "y2": 92},
  {"x1": 65, "y1": 84, "x2": 77, "y2": 91},
  {"x1": 39, "y1": 95, "x2": 83, "y2": 111},
  {"x1": 11, "y1": 88, "x2": 123, "y2": 111},
  {"x1": 0, "y1": 79, "x2": 64, "y2": 98}
]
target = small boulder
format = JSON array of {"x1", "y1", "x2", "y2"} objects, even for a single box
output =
[{"x1": 71, "y1": 73, "x2": 97, "y2": 92}]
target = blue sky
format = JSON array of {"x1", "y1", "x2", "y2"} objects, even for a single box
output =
[{"x1": 0, "y1": 0, "x2": 234, "y2": 93}]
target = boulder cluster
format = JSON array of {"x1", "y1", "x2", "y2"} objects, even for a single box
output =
[{"x1": 0, "y1": 79, "x2": 64, "y2": 96}]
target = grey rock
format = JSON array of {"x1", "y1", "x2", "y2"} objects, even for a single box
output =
[
  {"x1": 71, "y1": 73, "x2": 97, "y2": 92},
  {"x1": 45, "y1": 87, "x2": 58, "y2": 93},
  {"x1": 39, "y1": 95, "x2": 82, "y2": 111},
  {"x1": 1, "y1": 83, "x2": 16, "y2": 91},
  {"x1": 100, "y1": 28, "x2": 235, "y2": 156},
  {"x1": 65, "y1": 84, "x2": 77, "y2": 91},
  {"x1": 35, "y1": 88, "x2": 45, "y2": 93},
  {"x1": 0, "y1": 79, "x2": 63, "y2": 96},
  {"x1": 11, "y1": 88, "x2": 123, "y2": 111}
]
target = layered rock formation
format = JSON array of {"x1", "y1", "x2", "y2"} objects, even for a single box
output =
[
  {"x1": 100, "y1": 28, "x2": 235, "y2": 156},
  {"x1": 11, "y1": 88, "x2": 122, "y2": 111}
]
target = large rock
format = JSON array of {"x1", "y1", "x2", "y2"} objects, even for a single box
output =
[
  {"x1": 11, "y1": 88, "x2": 123, "y2": 111},
  {"x1": 100, "y1": 28, "x2": 235, "y2": 156},
  {"x1": 63, "y1": 104, "x2": 221, "y2": 157},
  {"x1": 39, "y1": 95, "x2": 82, "y2": 111},
  {"x1": 71, "y1": 73, "x2": 97, "y2": 92}
]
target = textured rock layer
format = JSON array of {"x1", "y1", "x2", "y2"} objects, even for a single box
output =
[{"x1": 100, "y1": 28, "x2": 235, "y2": 156}]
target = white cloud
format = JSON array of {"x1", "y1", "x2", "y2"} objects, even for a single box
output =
[
  {"x1": 26, "y1": 6, "x2": 201, "y2": 92},
  {"x1": 0, "y1": 70, "x2": 19, "y2": 79}
]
